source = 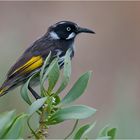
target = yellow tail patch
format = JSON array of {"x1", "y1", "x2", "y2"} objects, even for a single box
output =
[{"x1": 0, "y1": 87, "x2": 8, "y2": 95}]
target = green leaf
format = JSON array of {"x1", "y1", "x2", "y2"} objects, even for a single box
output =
[
  {"x1": 3, "y1": 114, "x2": 27, "y2": 139},
  {"x1": 98, "y1": 125, "x2": 110, "y2": 138},
  {"x1": 55, "y1": 49, "x2": 71, "y2": 94},
  {"x1": 21, "y1": 74, "x2": 37, "y2": 105},
  {"x1": 74, "y1": 122, "x2": 96, "y2": 139},
  {"x1": 48, "y1": 60, "x2": 60, "y2": 92},
  {"x1": 98, "y1": 125, "x2": 117, "y2": 140},
  {"x1": 59, "y1": 71, "x2": 92, "y2": 106},
  {"x1": 27, "y1": 115, "x2": 40, "y2": 139},
  {"x1": 40, "y1": 59, "x2": 58, "y2": 93},
  {"x1": 27, "y1": 97, "x2": 47, "y2": 115},
  {"x1": 48, "y1": 105, "x2": 96, "y2": 124},
  {"x1": 40, "y1": 52, "x2": 51, "y2": 81},
  {"x1": 107, "y1": 128, "x2": 117, "y2": 140},
  {"x1": 97, "y1": 136, "x2": 112, "y2": 140},
  {"x1": 0, "y1": 110, "x2": 15, "y2": 137}
]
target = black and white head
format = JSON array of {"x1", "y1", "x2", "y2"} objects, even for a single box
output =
[{"x1": 48, "y1": 21, "x2": 95, "y2": 40}]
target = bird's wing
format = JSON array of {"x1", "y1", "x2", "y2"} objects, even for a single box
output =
[
  {"x1": 7, "y1": 37, "x2": 55, "y2": 79},
  {"x1": 7, "y1": 39, "x2": 53, "y2": 79},
  {"x1": 0, "y1": 36, "x2": 56, "y2": 97},
  {"x1": 7, "y1": 53, "x2": 44, "y2": 79}
]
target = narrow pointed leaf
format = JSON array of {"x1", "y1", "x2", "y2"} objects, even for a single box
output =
[
  {"x1": 59, "y1": 71, "x2": 92, "y2": 106},
  {"x1": 21, "y1": 74, "x2": 37, "y2": 105},
  {"x1": 98, "y1": 125, "x2": 117, "y2": 140},
  {"x1": 55, "y1": 49, "x2": 71, "y2": 94},
  {"x1": 27, "y1": 97, "x2": 47, "y2": 115},
  {"x1": 98, "y1": 125, "x2": 110, "y2": 137},
  {"x1": 74, "y1": 122, "x2": 96, "y2": 139},
  {"x1": 40, "y1": 52, "x2": 51, "y2": 81},
  {"x1": 40, "y1": 59, "x2": 58, "y2": 91},
  {"x1": 74, "y1": 124, "x2": 90, "y2": 139},
  {"x1": 48, "y1": 60, "x2": 60, "y2": 92},
  {"x1": 48, "y1": 105, "x2": 96, "y2": 124},
  {"x1": 0, "y1": 110, "x2": 15, "y2": 136},
  {"x1": 3, "y1": 114, "x2": 27, "y2": 139},
  {"x1": 107, "y1": 128, "x2": 117, "y2": 140}
]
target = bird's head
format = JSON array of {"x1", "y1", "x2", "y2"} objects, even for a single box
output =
[{"x1": 47, "y1": 21, "x2": 95, "y2": 40}]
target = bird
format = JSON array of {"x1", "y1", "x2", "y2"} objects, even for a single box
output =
[{"x1": 0, "y1": 21, "x2": 95, "y2": 99}]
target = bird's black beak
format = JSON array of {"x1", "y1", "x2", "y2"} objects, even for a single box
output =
[{"x1": 77, "y1": 27, "x2": 95, "y2": 34}]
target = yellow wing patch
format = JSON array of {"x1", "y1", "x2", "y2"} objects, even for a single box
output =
[
  {"x1": 23, "y1": 57, "x2": 43, "y2": 73},
  {"x1": 10, "y1": 56, "x2": 43, "y2": 76}
]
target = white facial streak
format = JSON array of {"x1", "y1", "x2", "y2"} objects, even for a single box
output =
[
  {"x1": 50, "y1": 31, "x2": 60, "y2": 40},
  {"x1": 66, "y1": 32, "x2": 76, "y2": 40}
]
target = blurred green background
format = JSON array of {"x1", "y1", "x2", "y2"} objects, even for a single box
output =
[{"x1": 0, "y1": 1, "x2": 140, "y2": 139}]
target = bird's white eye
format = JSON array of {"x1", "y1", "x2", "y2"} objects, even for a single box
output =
[{"x1": 66, "y1": 27, "x2": 71, "y2": 31}]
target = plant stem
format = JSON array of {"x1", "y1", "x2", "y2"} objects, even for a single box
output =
[
  {"x1": 38, "y1": 106, "x2": 48, "y2": 139},
  {"x1": 27, "y1": 115, "x2": 40, "y2": 139}
]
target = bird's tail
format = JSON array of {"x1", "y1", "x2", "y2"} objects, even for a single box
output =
[
  {"x1": 0, "y1": 78, "x2": 20, "y2": 97},
  {"x1": 0, "y1": 80, "x2": 12, "y2": 97},
  {"x1": 0, "y1": 86, "x2": 9, "y2": 97}
]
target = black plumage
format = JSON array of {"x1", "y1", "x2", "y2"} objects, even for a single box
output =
[{"x1": 0, "y1": 21, "x2": 95, "y2": 98}]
